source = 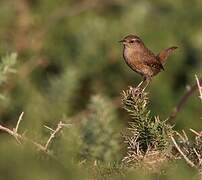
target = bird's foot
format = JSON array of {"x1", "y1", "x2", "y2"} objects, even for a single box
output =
[
  {"x1": 142, "y1": 84, "x2": 148, "y2": 92},
  {"x1": 129, "y1": 80, "x2": 149, "y2": 93},
  {"x1": 129, "y1": 86, "x2": 141, "y2": 94},
  {"x1": 133, "y1": 80, "x2": 146, "y2": 92},
  {"x1": 142, "y1": 80, "x2": 150, "y2": 92},
  {"x1": 134, "y1": 80, "x2": 150, "y2": 92}
]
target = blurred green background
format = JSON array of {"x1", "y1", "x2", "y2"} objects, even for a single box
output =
[{"x1": 0, "y1": 0, "x2": 202, "y2": 179}]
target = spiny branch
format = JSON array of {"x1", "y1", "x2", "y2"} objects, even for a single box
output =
[
  {"x1": 44, "y1": 121, "x2": 71, "y2": 151},
  {"x1": 0, "y1": 112, "x2": 70, "y2": 155},
  {"x1": 0, "y1": 113, "x2": 46, "y2": 152},
  {"x1": 172, "y1": 127, "x2": 202, "y2": 171},
  {"x1": 171, "y1": 136, "x2": 196, "y2": 168}
]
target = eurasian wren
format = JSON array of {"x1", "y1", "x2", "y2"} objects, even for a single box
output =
[{"x1": 120, "y1": 34, "x2": 178, "y2": 87}]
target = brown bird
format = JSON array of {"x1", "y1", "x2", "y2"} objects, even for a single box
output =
[{"x1": 119, "y1": 34, "x2": 178, "y2": 88}]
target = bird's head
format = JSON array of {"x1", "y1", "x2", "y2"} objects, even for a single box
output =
[{"x1": 119, "y1": 35, "x2": 144, "y2": 49}]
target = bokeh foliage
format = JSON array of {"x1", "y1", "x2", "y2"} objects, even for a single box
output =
[{"x1": 0, "y1": 0, "x2": 202, "y2": 179}]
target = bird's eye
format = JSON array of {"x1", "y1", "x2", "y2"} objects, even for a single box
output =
[{"x1": 129, "y1": 39, "x2": 140, "y2": 43}]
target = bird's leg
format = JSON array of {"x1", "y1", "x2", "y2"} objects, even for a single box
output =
[
  {"x1": 135, "y1": 77, "x2": 151, "y2": 91},
  {"x1": 142, "y1": 77, "x2": 151, "y2": 91},
  {"x1": 135, "y1": 77, "x2": 146, "y2": 90},
  {"x1": 137, "y1": 80, "x2": 144, "y2": 88}
]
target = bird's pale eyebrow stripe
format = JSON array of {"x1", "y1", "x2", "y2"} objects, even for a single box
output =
[{"x1": 132, "y1": 38, "x2": 140, "y2": 41}]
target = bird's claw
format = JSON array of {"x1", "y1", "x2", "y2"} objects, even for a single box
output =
[{"x1": 135, "y1": 80, "x2": 150, "y2": 92}]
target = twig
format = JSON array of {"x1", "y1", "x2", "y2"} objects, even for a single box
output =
[
  {"x1": 190, "y1": 128, "x2": 200, "y2": 136},
  {"x1": 0, "y1": 112, "x2": 45, "y2": 150},
  {"x1": 182, "y1": 130, "x2": 188, "y2": 141},
  {"x1": 169, "y1": 78, "x2": 202, "y2": 120},
  {"x1": 0, "y1": 123, "x2": 46, "y2": 152},
  {"x1": 193, "y1": 148, "x2": 200, "y2": 160},
  {"x1": 195, "y1": 75, "x2": 202, "y2": 102},
  {"x1": 0, "y1": 124, "x2": 22, "y2": 144},
  {"x1": 193, "y1": 148, "x2": 202, "y2": 167},
  {"x1": 44, "y1": 125, "x2": 55, "y2": 132},
  {"x1": 171, "y1": 136, "x2": 196, "y2": 168},
  {"x1": 0, "y1": 113, "x2": 69, "y2": 155},
  {"x1": 14, "y1": 112, "x2": 24, "y2": 133},
  {"x1": 44, "y1": 121, "x2": 70, "y2": 151},
  {"x1": 175, "y1": 131, "x2": 186, "y2": 142}
]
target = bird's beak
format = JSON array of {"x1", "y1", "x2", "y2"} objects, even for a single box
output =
[
  {"x1": 118, "y1": 39, "x2": 124, "y2": 43},
  {"x1": 119, "y1": 39, "x2": 126, "y2": 45}
]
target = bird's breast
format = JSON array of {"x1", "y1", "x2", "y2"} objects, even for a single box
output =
[
  {"x1": 123, "y1": 48, "x2": 142, "y2": 69},
  {"x1": 123, "y1": 48, "x2": 155, "y2": 77}
]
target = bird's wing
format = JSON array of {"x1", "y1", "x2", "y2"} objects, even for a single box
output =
[
  {"x1": 143, "y1": 51, "x2": 165, "y2": 71},
  {"x1": 157, "y1": 46, "x2": 178, "y2": 64}
]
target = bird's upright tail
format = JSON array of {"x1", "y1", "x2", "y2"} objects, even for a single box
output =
[{"x1": 157, "y1": 46, "x2": 178, "y2": 65}]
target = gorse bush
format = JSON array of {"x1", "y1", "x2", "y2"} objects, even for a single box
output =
[
  {"x1": 79, "y1": 95, "x2": 121, "y2": 163},
  {"x1": 0, "y1": 53, "x2": 17, "y2": 85},
  {"x1": 0, "y1": 53, "x2": 17, "y2": 100},
  {"x1": 122, "y1": 87, "x2": 173, "y2": 169},
  {"x1": 122, "y1": 87, "x2": 173, "y2": 152}
]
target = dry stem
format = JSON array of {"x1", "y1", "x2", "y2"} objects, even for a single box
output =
[
  {"x1": 14, "y1": 111, "x2": 24, "y2": 134},
  {"x1": 171, "y1": 136, "x2": 196, "y2": 168},
  {"x1": 195, "y1": 75, "x2": 202, "y2": 102},
  {"x1": 44, "y1": 121, "x2": 69, "y2": 151},
  {"x1": 0, "y1": 112, "x2": 69, "y2": 155},
  {"x1": 169, "y1": 77, "x2": 202, "y2": 120}
]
